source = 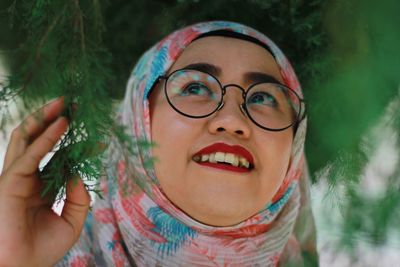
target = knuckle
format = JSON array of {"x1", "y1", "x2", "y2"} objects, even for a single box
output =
[
  {"x1": 63, "y1": 204, "x2": 88, "y2": 237},
  {"x1": 42, "y1": 135, "x2": 57, "y2": 146},
  {"x1": 11, "y1": 125, "x2": 28, "y2": 141},
  {"x1": 10, "y1": 128, "x2": 22, "y2": 140},
  {"x1": 66, "y1": 199, "x2": 90, "y2": 213},
  {"x1": 28, "y1": 153, "x2": 42, "y2": 165}
]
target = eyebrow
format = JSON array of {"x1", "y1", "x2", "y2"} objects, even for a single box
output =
[
  {"x1": 244, "y1": 72, "x2": 282, "y2": 85},
  {"x1": 182, "y1": 62, "x2": 283, "y2": 86},
  {"x1": 184, "y1": 63, "x2": 221, "y2": 76}
]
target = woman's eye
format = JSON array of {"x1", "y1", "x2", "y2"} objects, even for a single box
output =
[
  {"x1": 247, "y1": 92, "x2": 278, "y2": 107},
  {"x1": 180, "y1": 83, "x2": 212, "y2": 97}
]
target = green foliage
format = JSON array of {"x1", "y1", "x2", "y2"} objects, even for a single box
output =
[
  {"x1": 307, "y1": 0, "x2": 400, "y2": 173},
  {"x1": 307, "y1": 0, "x2": 400, "y2": 250},
  {"x1": 0, "y1": 0, "x2": 144, "y2": 202}
]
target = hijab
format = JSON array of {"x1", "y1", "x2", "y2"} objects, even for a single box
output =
[{"x1": 56, "y1": 21, "x2": 311, "y2": 267}]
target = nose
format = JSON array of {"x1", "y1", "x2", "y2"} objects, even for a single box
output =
[{"x1": 207, "y1": 86, "x2": 252, "y2": 139}]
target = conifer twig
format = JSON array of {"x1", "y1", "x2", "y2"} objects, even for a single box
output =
[
  {"x1": 35, "y1": 4, "x2": 67, "y2": 63},
  {"x1": 73, "y1": 0, "x2": 85, "y2": 52},
  {"x1": 14, "y1": 3, "x2": 68, "y2": 97}
]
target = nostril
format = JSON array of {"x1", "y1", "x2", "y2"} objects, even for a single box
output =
[{"x1": 216, "y1": 127, "x2": 244, "y2": 135}]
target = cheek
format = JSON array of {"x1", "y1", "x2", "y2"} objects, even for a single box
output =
[
  {"x1": 152, "y1": 117, "x2": 189, "y2": 164},
  {"x1": 150, "y1": 98, "x2": 201, "y2": 189},
  {"x1": 257, "y1": 131, "x2": 293, "y2": 194},
  {"x1": 151, "y1": 102, "x2": 194, "y2": 157}
]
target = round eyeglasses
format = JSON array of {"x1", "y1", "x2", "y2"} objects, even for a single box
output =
[{"x1": 156, "y1": 68, "x2": 306, "y2": 131}]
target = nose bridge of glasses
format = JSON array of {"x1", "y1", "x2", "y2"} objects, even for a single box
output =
[
  {"x1": 221, "y1": 84, "x2": 247, "y2": 105},
  {"x1": 222, "y1": 84, "x2": 246, "y2": 97},
  {"x1": 217, "y1": 84, "x2": 248, "y2": 117}
]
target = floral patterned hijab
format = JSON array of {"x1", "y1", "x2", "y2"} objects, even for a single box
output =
[{"x1": 57, "y1": 21, "x2": 314, "y2": 267}]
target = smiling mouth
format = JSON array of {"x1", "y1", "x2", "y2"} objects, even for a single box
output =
[{"x1": 192, "y1": 152, "x2": 254, "y2": 173}]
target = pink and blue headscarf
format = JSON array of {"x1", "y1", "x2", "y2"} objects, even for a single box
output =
[{"x1": 56, "y1": 21, "x2": 312, "y2": 267}]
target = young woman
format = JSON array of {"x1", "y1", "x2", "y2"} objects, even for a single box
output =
[{"x1": 0, "y1": 21, "x2": 317, "y2": 266}]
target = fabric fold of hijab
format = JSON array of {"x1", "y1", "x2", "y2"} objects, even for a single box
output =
[{"x1": 57, "y1": 21, "x2": 308, "y2": 267}]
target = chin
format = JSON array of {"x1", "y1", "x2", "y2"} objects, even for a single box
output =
[
  {"x1": 188, "y1": 207, "x2": 256, "y2": 227},
  {"x1": 180, "y1": 193, "x2": 262, "y2": 227}
]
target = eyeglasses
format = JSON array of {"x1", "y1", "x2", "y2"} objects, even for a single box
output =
[{"x1": 156, "y1": 68, "x2": 306, "y2": 131}]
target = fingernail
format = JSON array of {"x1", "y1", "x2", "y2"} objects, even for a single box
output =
[{"x1": 48, "y1": 96, "x2": 64, "y2": 105}]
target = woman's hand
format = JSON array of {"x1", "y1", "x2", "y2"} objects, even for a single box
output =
[{"x1": 0, "y1": 97, "x2": 90, "y2": 267}]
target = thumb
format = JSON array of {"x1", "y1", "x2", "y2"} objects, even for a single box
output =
[{"x1": 61, "y1": 176, "x2": 90, "y2": 241}]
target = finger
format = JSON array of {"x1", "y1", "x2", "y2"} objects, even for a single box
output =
[
  {"x1": 1, "y1": 134, "x2": 26, "y2": 175},
  {"x1": 13, "y1": 116, "x2": 69, "y2": 177},
  {"x1": 2, "y1": 97, "x2": 65, "y2": 172},
  {"x1": 1, "y1": 117, "x2": 68, "y2": 198},
  {"x1": 61, "y1": 177, "x2": 90, "y2": 240},
  {"x1": 22, "y1": 97, "x2": 66, "y2": 142}
]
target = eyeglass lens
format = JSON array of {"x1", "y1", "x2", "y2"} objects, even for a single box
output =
[{"x1": 165, "y1": 69, "x2": 301, "y2": 130}]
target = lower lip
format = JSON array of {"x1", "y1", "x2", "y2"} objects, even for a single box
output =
[{"x1": 195, "y1": 161, "x2": 251, "y2": 173}]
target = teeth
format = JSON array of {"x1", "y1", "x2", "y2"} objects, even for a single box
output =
[
  {"x1": 193, "y1": 155, "x2": 201, "y2": 162},
  {"x1": 215, "y1": 152, "x2": 225, "y2": 162},
  {"x1": 224, "y1": 153, "x2": 235, "y2": 165},
  {"x1": 239, "y1": 157, "x2": 250, "y2": 169},
  {"x1": 209, "y1": 153, "x2": 217, "y2": 163},
  {"x1": 233, "y1": 156, "x2": 239, "y2": 167},
  {"x1": 193, "y1": 152, "x2": 251, "y2": 169}
]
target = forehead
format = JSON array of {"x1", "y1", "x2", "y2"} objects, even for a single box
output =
[{"x1": 168, "y1": 36, "x2": 283, "y2": 83}]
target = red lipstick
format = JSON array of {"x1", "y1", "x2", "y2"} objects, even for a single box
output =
[{"x1": 193, "y1": 142, "x2": 254, "y2": 173}]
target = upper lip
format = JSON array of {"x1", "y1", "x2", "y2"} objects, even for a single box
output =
[{"x1": 193, "y1": 142, "x2": 255, "y2": 166}]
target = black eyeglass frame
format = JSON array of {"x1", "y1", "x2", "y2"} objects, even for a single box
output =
[{"x1": 155, "y1": 68, "x2": 306, "y2": 132}]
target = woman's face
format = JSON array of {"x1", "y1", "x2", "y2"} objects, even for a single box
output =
[{"x1": 149, "y1": 36, "x2": 293, "y2": 226}]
